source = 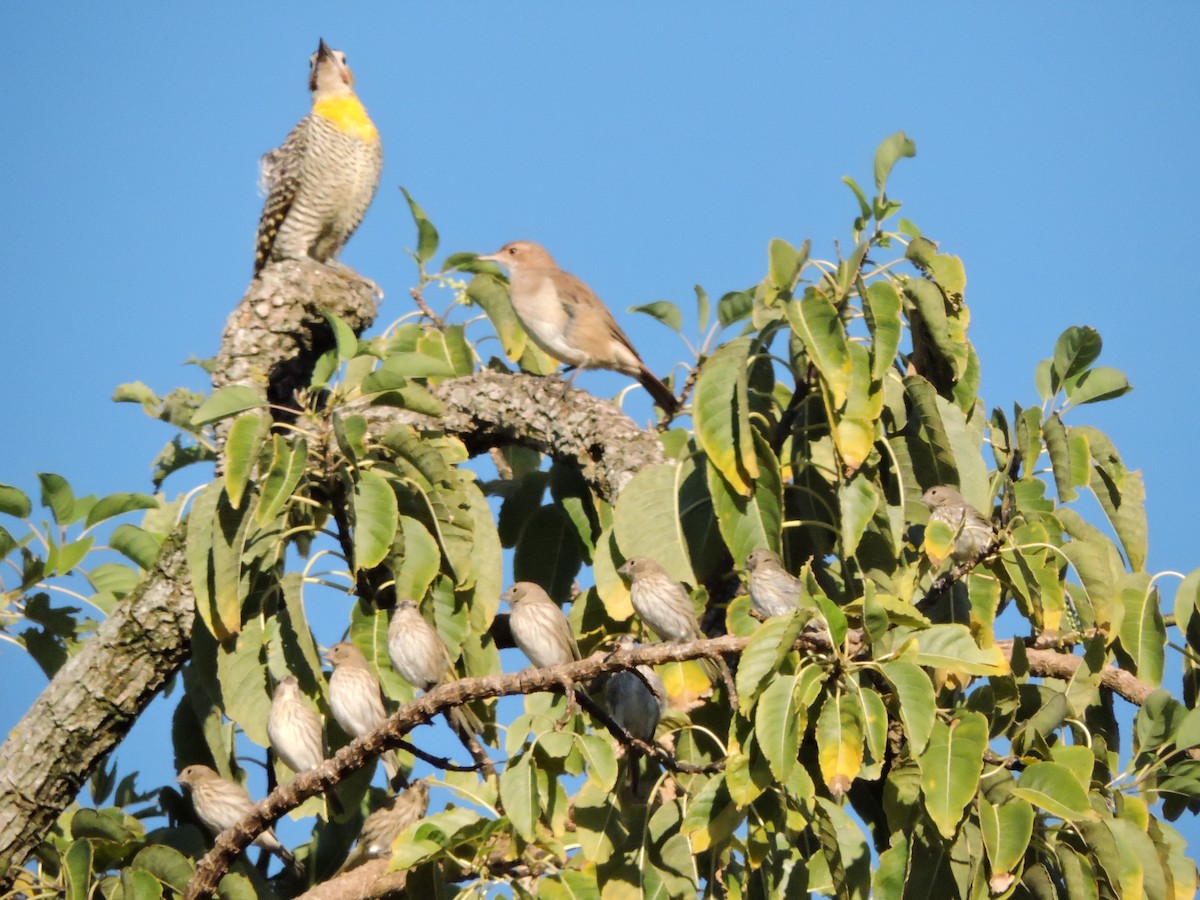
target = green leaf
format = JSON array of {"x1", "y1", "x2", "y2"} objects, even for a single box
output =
[
  {"x1": 917, "y1": 711, "x2": 988, "y2": 839},
  {"x1": 735, "y1": 616, "x2": 811, "y2": 713},
  {"x1": 120, "y1": 868, "x2": 163, "y2": 900},
  {"x1": 693, "y1": 337, "x2": 757, "y2": 495},
  {"x1": 1010, "y1": 762, "x2": 1100, "y2": 821},
  {"x1": 716, "y1": 288, "x2": 754, "y2": 327},
  {"x1": 190, "y1": 386, "x2": 265, "y2": 426},
  {"x1": 85, "y1": 492, "x2": 158, "y2": 529},
  {"x1": 912, "y1": 624, "x2": 1008, "y2": 675},
  {"x1": 499, "y1": 752, "x2": 539, "y2": 841},
  {"x1": 106, "y1": 524, "x2": 164, "y2": 570},
  {"x1": 322, "y1": 310, "x2": 360, "y2": 360},
  {"x1": 0, "y1": 483, "x2": 31, "y2": 518},
  {"x1": 629, "y1": 300, "x2": 682, "y2": 333},
  {"x1": 38, "y1": 473, "x2": 77, "y2": 526},
  {"x1": 130, "y1": 846, "x2": 194, "y2": 892},
  {"x1": 353, "y1": 469, "x2": 399, "y2": 570},
  {"x1": 816, "y1": 689, "x2": 864, "y2": 797},
  {"x1": 706, "y1": 433, "x2": 782, "y2": 567},
  {"x1": 1119, "y1": 579, "x2": 1165, "y2": 686},
  {"x1": 1064, "y1": 366, "x2": 1132, "y2": 407},
  {"x1": 186, "y1": 482, "x2": 222, "y2": 639},
  {"x1": 839, "y1": 474, "x2": 878, "y2": 558},
  {"x1": 1042, "y1": 413, "x2": 1077, "y2": 503},
  {"x1": 879, "y1": 660, "x2": 936, "y2": 755},
  {"x1": 680, "y1": 775, "x2": 744, "y2": 853},
  {"x1": 863, "y1": 281, "x2": 903, "y2": 381},
  {"x1": 613, "y1": 463, "x2": 696, "y2": 584},
  {"x1": 255, "y1": 436, "x2": 307, "y2": 526},
  {"x1": 513, "y1": 504, "x2": 584, "y2": 602},
  {"x1": 217, "y1": 614, "x2": 271, "y2": 745},
  {"x1": 1052, "y1": 326, "x2": 1103, "y2": 385},
  {"x1": 873, "y1": 131, "x2": 917, "y2": 192},
  {"x1": 400, "y1": 186, "x2": 439, "y2": 265},
  {"x1": 978, "y1": 797, "x2": 1034, "y2": 877},
  {"x1": 755, "y1": 668, "x2": 820, "y2": 782},
  {"x1": 783, "y1": 288, "x2": 852, "y2": 408},
  {"x1": 767, "y1": 237, "x2": 809, "y2": 294},
  {"x1": 223, "y1": 412, "x2": 270, "y2": 510},
  {"x1": 63, "y1": 840, "x2": 94, "y2": 900},
  {"x1": 694, "y1": 284, "x2": 710, "y2": 331}
]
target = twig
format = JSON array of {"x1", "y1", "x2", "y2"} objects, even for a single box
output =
[
  {"x1": 409, "y1": 287, "x2": 445, "y2": 330},
  {"x1": 394, "y1": 739, "x2": 481, "y2": 774}
]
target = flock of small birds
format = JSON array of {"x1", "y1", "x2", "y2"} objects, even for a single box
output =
[{"x1": 177, "y1": 38, "x2": 1001, "y2": 879}]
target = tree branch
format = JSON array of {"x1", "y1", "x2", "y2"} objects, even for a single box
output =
[{"x1": 0, "y1": 532, "x2": 194, "y2": 873}]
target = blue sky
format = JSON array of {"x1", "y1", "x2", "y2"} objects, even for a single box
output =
[{"x1": 2, "y1": 1, "x2": 1199, "y2": 867}]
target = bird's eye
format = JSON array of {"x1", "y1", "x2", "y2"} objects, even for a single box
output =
[{"x1": 507, "y1": 247, "x2": 517, "y2": 255}]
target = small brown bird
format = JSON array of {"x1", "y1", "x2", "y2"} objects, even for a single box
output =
[
  {"x1": 744, "y1": 548, "x2": 801, "y2": 618},
  {"x1": 921, "y1": 485, "x2": 996, "y2": 564},
  {"x1": 176, "y1": 764, "x2": 302, "y2": 876},
  {"x1": 617, "y1": 557, "x2": 702, "y2": 643},
  {"x1": 267, "y1": 675, "x2": 326, "y2": 776},
  {"x1": 325, "y1": 642, "x2": 402, "y2": 784},
  {"x1": 476, "y1": 241, "x2": 679, "y2": 414},
  {"x1": 504, "y1": 582, "x2": 581, "y2": 668},
  {"x1": 337, "y1": 780, "x2": 431, "y2": 872},
  {"x1": 387, "y1": 600, "x2": 453, "y2": 691}
]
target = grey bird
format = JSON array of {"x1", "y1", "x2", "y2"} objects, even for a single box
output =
[
  {"x1": 744, "y1": 548, "x2": 801, "y2": 618},
  {"x1": 921, "y1": 485, "x2": 996, "y2": 563},
  {"x1": 176, "y1": 764, "x2": 303, "y2": 876},
  {"x1": 504, "y1": 582, "x2": 581, "y2": 668},
  {"x1": 324, "y1": 641, "x2": 402, "y2": 784},
  {"x1": 476, "y1": 241, "x2": 679, "y2": 414},
  {"x1": 255, "y1": 39, "x2": 382, "y2": 276},
  {"x1": 606, "y1": 634, "x2": 668, "y2": 792},
  {"x1": 336, "y1": 780, "x2": 431, "y2": 872},
  {"x1": 267, "y1": 675, "x2": 326, "y2": 776},
  {"x1": 387, "y1": 600, "x2": 452, "y2": 691},
  {"x1": 616, "y1": 557, "x2": 702, "y2": 643}
]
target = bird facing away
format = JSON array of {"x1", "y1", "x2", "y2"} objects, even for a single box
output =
[
  {"x1": 606, "y1": 635, "x2": 666, "y2": 744},
  {"x1": 617, "y1": 557, "x2": 702, "y2": 643},
  {"x1": 267, "y1": 675, "x2": 326, "y2": 776},
  {"x1": 176, "y1": 764, "x2": 302, "y2": 876},
  {"x1": 387, "y1": 600, "x2": 452, "y2": 691},
  {"x1": 744, "y1": 548, "x2": 801, "y2": 618},
  {"x1": 921, "y1": 485, "x2": 996, "y2": 564},
  {"x1": 324, "y1": 641, "x2": 401, "y2": 783},
  {"x1": 476, "y1": 241, "x2": 680, "y2": 414},
  {"x1": 254, "y1": 39, "x2": 382, "y2": 276},
  {"x1": 504, "y1": 582, "x2": 581, "y2": 668},
  {"x1": 337, "y1": 780, "x2": 431, "y2": 872}
]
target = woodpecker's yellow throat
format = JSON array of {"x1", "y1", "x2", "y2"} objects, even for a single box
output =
[{"x1": 312, "y1": 96, "x2": 379, "y2": 142}]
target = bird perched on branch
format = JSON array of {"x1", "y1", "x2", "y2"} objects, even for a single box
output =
[
  {"x1": 176, "y1": 764, "x2": 303, "y2": 877},
  {"x1": 744, "y1": 548, "x2": 801, "y2": 618},
  {"x1": 606, "y1": 634, "x2": 667, "y2": 793},
  {"x1": 476, "y1": 241, "x2": 680, "y2": 415},
  {"x1": 387, "y1": 600, "x2": 453, "y2": 691},
  {"x1": 617, "y1": 557, "x2": 703, "y2": 643},
  {"x1": 325, "y1": 641, "x2": 403, "y2": 785},
  {"x1": 267, "y1": 676, "x2": 326, "y2": 776},
  {"x1": 254, "y1": 39, "x2": 382, "y2": 276},
  {"x1": 920, "y1": 485, "x2": 996, "y2": 564},
  {"x1": 504, "y1": 582, "x2": 581, "y2": 668},
  {"x1": 336, "y1": 780, "x2": 431, "y2": 872}
]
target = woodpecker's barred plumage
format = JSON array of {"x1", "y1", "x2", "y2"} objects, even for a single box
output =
[{"x1": 254, "y1": 39, "x2": 382, "y2": 276}]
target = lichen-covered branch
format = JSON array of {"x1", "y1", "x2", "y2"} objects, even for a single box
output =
[{"x1": 0, "y1": 532, "x2": 194, "y2": 873}]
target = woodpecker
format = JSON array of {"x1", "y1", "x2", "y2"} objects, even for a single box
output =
[{"x1": 254, "y1": 39, "x2": 382, "y2": 276}]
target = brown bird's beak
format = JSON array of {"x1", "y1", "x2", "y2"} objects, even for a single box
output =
[
  {"x1": 617, "y1": 560, "x2": 632, "y2": 578},
  {"x1": 316, "y1": 38, "x2": 332, "y2": 58},
  {"x1": 475, "y1": 252, "x2": 501, "y2": 264}
]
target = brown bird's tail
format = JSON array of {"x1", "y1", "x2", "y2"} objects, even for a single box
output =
[{"x1": 637, "y1": 368, "x2": 679, "y2": 416}]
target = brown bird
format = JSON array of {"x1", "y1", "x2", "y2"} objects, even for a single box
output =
[
  {"x1": 617, "y1": 557, "x2": 703, "y2": 643},
  {"x1": 336, "y1": 780, "x2": 431, "y2": 872},
  {"x1": 504, "y1": 582, "x2": 581, "y2": 668},
  {"x1": 267, "y1": 675, "x2": 326, "y2": 776},
  {"x1": 476, "y1": 241, "x2": 680, "y2": 414},
  {"x1": 176, "y1": 764, "x2": 303, "y2": 876},
  {"x1": 387, "y1": 600, "x2": 453, "y2": 691},
  {"x1": 324, "y1": 641, "x2": 402, "y2": 784},
  {"x1": 921, "y1": 485, "x2": 996, "y2": 564},
  {"x1": 744, "y1": 548, "x2": 801, "y2": 618}
]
